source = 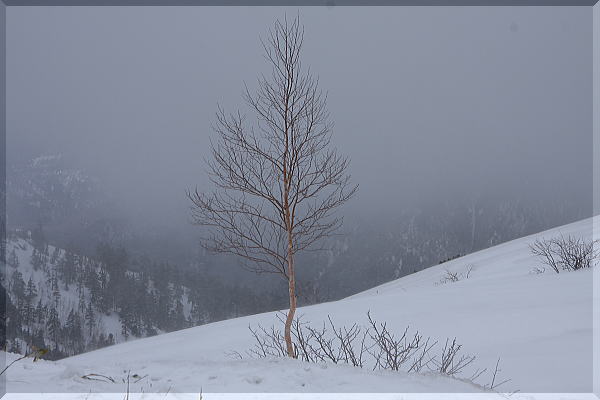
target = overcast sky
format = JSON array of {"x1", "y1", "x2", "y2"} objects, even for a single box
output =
[{"x1": 6, "y1": 6, "x2": 593, "y2": 228}]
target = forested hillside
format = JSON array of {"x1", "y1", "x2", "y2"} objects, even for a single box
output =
[{"x1": 2, "y1": 229, "x2": 286, "y2": 360}]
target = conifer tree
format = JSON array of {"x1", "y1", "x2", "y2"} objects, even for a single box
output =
[
  {"x1": 7, "y1": 249, "x2": 19, "y2": 269},
  {"x1": 65, "y1": 309, "x2": 83, "y2": 353},
  {"x1": 85, "y1": 301, "x2": 95, "y2": 336},
  {"x1": 51, "y1": 273, "x2": 61, "y2": 308},
  {"x1": 36, "y1": 299, "x2": 46, "y2": 324},
  {"x1": 46, "y1": 306, "x2": 61, "y2": 349},
  {"x1": 10, "y1": 271, "x2": 26, "y2": 309},
  {"x1": 50, "y1": 247, "x2": 60, "y2": 265},
  {"x1": 30, "y1": 248, "x2": 42, "y2": 271},
  {"x1": 26, "y1": 277, "x2": 38, "y2": 301}
]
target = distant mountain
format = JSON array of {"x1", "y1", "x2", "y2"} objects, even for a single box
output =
[
  {"x1": 6, "y1": 154, "x2": 135, "y2": 254},
  {"x1": 7, "y1": 154, "x2": 99, "y2": 226}
]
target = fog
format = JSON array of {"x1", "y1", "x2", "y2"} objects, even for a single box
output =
[{"x1": 7, "y1": 6, "x2": 593, "y2": 232}]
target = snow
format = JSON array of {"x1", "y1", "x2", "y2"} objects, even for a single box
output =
[
  {"x1": 2, "y1": 216, "x2": 597, "y2": 398},
  {"x1": 3, "y1": 394, "x2": 599, "y2": 400}
]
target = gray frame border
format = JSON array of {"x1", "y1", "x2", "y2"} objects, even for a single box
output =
[
  {"x1": 1, "y1": 0, "x2": 7, "y2": 397},
  {"x1": 593, "y1": 2, "x2": 599, "y2": 398},
  {"x1": 1, "y1": 0, "x2": 599, "y2": 5},
  {"x1": 0, "y1": 1, "x2": 598, "y2": 398}
]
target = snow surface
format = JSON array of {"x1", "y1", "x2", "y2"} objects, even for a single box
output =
[{"x1": 2, "y1": 217, "x2": 597, "y2": 399}]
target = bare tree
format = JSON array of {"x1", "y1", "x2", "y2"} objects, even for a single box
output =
[{"x1": 187, "y1": 15, "x2": 357, "y2": 358}]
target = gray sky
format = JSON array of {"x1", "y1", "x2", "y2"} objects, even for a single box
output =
[{"x1": 7, "y1": 6, "x2": 593, "y2": 227}]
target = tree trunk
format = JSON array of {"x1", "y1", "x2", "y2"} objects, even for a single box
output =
[{"x1": 284, "y1": 233, "x2": 297, "y2": 358}]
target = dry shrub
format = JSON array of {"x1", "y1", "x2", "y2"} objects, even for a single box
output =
[{"x1": 530, "y1": 235, "x2": 598, "y2": 273}]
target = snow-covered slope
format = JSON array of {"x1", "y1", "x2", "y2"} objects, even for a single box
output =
[
  {"x1": 3, "y1": 217, "x2": 596, "y2": 397},
  {"x1": 4, "y1": 238, "x2": 125, "y2": 350}
]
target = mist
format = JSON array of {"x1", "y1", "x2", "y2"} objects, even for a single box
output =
[{"x1": 7, "y1": 6, "x2": 592, "y2": 234}]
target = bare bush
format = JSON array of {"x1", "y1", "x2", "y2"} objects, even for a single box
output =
[
  {"x1": 431, "y1": 337, "x2": 476, "y2": 376},
  {"x1": 436, "y1": 264, "x2": 474, "y2": 285},
  {"x1": 243, "y1": 313, "x2": 513, "y2": 391},
  {"x1": 366, "y1": 311, "x2": 432, "y2": 372},
  {"x1": 248, "y1": 323, "x2": 288, "y2": 358},
  {"x1": 407, "y1": 336, "x2": 437, "y2": 373},
  {"x1": 247, "y1": 313, "x2": 370, "y2": 366},
  {"x1": 244, "y1": 313, "x2": 494, "y2": 379},
  {"x1": 530, "y1": 235, "x2": 598, "y2": 273},
  {"x1": 303, "y1": 317, "x2": 370, "y2": 366},
  {"x1": 440, "y1": 269, "x2": 460, "y2": 283},
  {"x1": 332, "y1": 320, "x2": 370, "y2": 368},
  {"x1": 484, "y1": 358, "x2": 511, "y2": 391},
  {"x1": 465, "y1": 264, "x2": 474, "y2": 279}
]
